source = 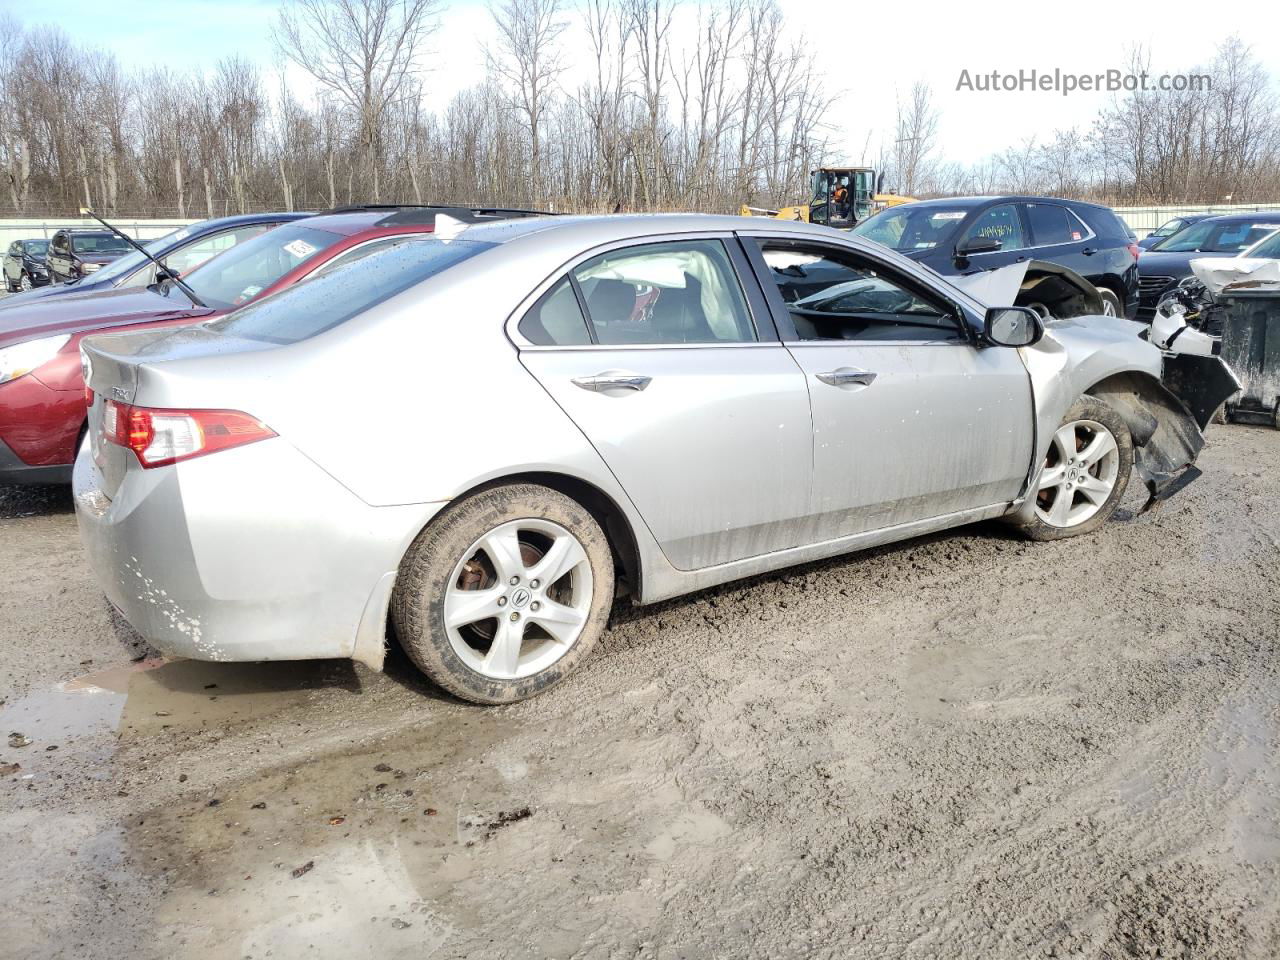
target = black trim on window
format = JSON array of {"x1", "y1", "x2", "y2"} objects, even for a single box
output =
[
  {"x1": 725, "y1": 237, "x2": 779, "y2": 342},
  {"x1": 566, "y1": 274, "x2": 600, "y2": 344}
]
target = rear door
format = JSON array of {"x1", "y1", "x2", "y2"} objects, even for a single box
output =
[
  {"x1": 1024, "y1": 201, "x2": 1093, "y2": 274},
  {"x1": 743, "y1": 234, "x2": 1034, "y2": 539},
  {"x1": 514, "y1": 235, "x2": 814, "y2": 570}
]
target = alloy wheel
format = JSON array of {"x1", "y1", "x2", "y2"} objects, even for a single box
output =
[
  {"x1": 19, "y1": 273, "x2": 32, "y2": 291},
  {"x1": 444, "y1": 517, "x2": 594, "y2": 681},
  {"x1": 1035, "y1": 419, "x2": 1120, "y2": 528}
]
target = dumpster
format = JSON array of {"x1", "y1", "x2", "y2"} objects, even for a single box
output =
[{"x1": 1219, "y1": 282, "x2": 1280, "y2": 428}]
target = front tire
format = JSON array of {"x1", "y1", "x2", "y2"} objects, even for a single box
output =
[
  {"x1": 1015, "y1": 396, "x2": 1133, "y2": 541},
  {"x1": 392, "y1": 483, "x2": 614, "y2": 704},
  {"x1": 18, "y1": 272, "x2": 32, "y2": 291}
]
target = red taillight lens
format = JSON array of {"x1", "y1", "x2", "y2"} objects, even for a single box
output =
[
  {"x1": 1127, "y1": 242, "x2": 1141, "y2": 260},
  {"x1": 102, "y1": 400, "x2": 275, "y2": 468}
]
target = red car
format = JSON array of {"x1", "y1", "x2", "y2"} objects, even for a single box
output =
[{"x1": 0, "y1": 206, "x2": 543, "y2": 484}]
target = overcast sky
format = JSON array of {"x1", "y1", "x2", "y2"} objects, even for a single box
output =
[{"x1": 27, "y1": 0, "x2": 1280, "y2": 167}]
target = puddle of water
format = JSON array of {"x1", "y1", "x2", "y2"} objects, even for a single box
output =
[
  {"x1": 118, "y1": 658, "x2": 356, "y2": 736},
  {"x1": 0, "y1": 657, "x2": 357, "y2": 779},
  {"x1": 0, "y1": 660, "x2": 168, "y2": 773}
]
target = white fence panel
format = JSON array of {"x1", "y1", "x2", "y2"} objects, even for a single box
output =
[
  {"x1": 0, "y1": 218, "x2": 200, "y2": 250},
  {"x1": 1113, "y1": 203, "x2": 1280, "y2": 238}
]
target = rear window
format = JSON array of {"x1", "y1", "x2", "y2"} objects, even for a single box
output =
[
  {"x1": 207, "y1": 238, "x2": 493, "y2": 344},
  {"x1": 1026, "y1": 203, "x2": 1085, "y2": 245}
]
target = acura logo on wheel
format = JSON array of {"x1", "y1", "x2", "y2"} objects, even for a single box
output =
[{"x1": 511, "y1": 588, "x2": 531, "y2": 608}]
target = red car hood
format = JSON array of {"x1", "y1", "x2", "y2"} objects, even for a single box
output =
[{"x1": 0, "y1": 287, "x2": 216, "y2": 349}]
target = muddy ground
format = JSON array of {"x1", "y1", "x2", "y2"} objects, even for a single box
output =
[{"x1": 1, "y1": 426, "x2": 1277, "y2": 960}]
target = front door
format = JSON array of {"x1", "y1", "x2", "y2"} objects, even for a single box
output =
[
  {"x1": 515, "y1": 236, "x2": 813, "y2": 570},
  {"x1": 953, "y1": 201, "x2": 1032, "y2": 274},
  {"x1": 744, "y1": 236, "x2": 1034, "y2": 540}
]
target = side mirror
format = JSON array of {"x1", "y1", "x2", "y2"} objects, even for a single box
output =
[
  {"x1": 983, "y1": 306, "x2": 1043, "y2": 347},
  {"x1": 957, "y1": 235, "x2": 1002, "y2": 256}
]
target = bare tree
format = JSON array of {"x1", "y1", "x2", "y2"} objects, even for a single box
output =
[
  {"x1": 274, "y1": 0, "x2": 440, "y2": 199},
  {"x1": 485, "y1": 0, "x2": 567, "y2": 204},
  {"x1": 891, "y1": 82, "x2": 938, "y2": 196}
]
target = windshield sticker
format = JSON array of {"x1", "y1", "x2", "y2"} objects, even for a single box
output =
[
  {"x1": 283, "y1": 239, "x2": 318, "y2": 259},
  {"x1": 172, "y1": 229, "x2": 190, "y2": 242},
  {"x1": 236, "y1": 285, "x2": 263, "y2": 305},
  {"x1": 931, "y1": 212, "x2": 966, "y2": 220}
]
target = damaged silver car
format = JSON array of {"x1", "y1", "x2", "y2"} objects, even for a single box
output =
[{"x1": 75, "y1": 214, "x2": 1220, "y2": 704}]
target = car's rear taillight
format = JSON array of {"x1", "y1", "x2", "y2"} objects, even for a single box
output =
[
  {"x1": 1127, "y1": 242, "x2": 1141, "y2": 260},
  {"x1": 102, "y1": 400, "x2": 275, "y2": 468}
]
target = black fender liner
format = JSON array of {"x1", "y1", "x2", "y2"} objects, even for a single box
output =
[{"x1": 1086, "y1": 372, "x2": 1207, "y2": 510}]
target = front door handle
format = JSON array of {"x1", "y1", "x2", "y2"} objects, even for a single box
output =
[
  {"x1": 571, "y1": 371, "x2": 652, "y2": 393},
  {"x1": 816, "y1": 367, "x2": 876, "y2": 388}
]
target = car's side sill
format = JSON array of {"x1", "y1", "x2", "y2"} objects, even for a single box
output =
[{"x1": 638, "y1": 502, "x2": 1013, "y2": 604}]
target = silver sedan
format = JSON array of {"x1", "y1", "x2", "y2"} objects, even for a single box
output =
[{"x1": 74, "y1": 214, "x2": 1213, "y2": 703}]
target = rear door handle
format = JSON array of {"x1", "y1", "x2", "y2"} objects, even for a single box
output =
[
  {"x1": 1081, "y1": 246, "x2": 1097, "y2": 256},
  {"x1": 816, "y1": 367, "x2": 876, "y2": 388},
  {"x1": 571, "y1": 372, "x2": 652, "y2": 393}
]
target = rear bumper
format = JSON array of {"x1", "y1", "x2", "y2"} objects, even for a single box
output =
[{"x1": 73, "y1": 437, "x2": 443, "y2": 666}]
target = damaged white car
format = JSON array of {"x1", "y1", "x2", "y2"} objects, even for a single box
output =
[{"x1": 75, "y1": 215, "x2": 1224, "y2": 703}]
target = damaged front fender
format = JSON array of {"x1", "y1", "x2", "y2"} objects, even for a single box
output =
[
  {"x1": 1087, "y1": 372, "x2": 1208, "y2": 508},
  {"x1": 1009, "y1": 314, "x2": 1214, "y2": 520}
]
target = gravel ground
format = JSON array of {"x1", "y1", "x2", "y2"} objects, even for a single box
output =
[{"x1": 0, "y1": 425, "x2": 1277, "y2": 960}]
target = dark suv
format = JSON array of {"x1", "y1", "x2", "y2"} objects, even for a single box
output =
[
  {"x1": 45, "y1": 229, "x2": 132, "y2": 283},
  {"x1": 853, "y1": 196, "x2": 1140, "y2": 318},
  {"x1": 2, "y1": 238, "x2": 51, "y2": 291}
]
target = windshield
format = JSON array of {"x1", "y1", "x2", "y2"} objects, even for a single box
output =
[
  {"x1": 851, "y1": 205, "x2": 970, "y2": 252},
  {"x1": 1153, "y1": 219, "x2": 1280, "y2": 253},
  {"x1": 181, "y1": 224, "x2": 344, "y2": 309},
  {"x1": 24, "y1": 240, "x2": 48, "y2": 256},
  {"x1": 1151, "y1": 218, "x2": 1190, "y2": 239},
  {"x1": 86, "y1": 231, "x2": 177, "y2": 284},
  {"x1": 71, "y1": 233, "x2": 131, "y2": 254},
  {"x1": 208, "y1": 238, "x2": 493, "y2": 344},
  {"x1": 1242, "y1": 229, "x2": 1280, "y2": 260}
]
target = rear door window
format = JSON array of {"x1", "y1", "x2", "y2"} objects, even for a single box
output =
[
  {"x1": 960, "y1": 204, "x2": 1027, "y2": 251},
  {"x1": 207, "y1": 238, "x2": 493, "y2": 344},
  {"x1": 571, "y1": 239, "x2": 756, "y2": 345},
  {"x1": 1026, "y1": 203, "x2": 1083, "y2": 246}
]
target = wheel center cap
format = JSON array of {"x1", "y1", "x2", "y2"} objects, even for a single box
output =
[{"x1": 510, "y1": 587, "x2": 531, "y2": 609}]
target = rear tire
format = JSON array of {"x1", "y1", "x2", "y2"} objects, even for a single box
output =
[
  {"x1": 391, "y1": 483, "x2": 614, "y2": 704},
  {"x1": 1015, "y1": 396, "x2": 1133, "y2": 541}
]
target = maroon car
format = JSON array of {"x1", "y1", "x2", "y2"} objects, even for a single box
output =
[
  {"x1": 0, "y1": 206, "x2": 546, "y2": 484},
  {"x1": 44, "y1": 229, "x2": 133, "y2": 283}
]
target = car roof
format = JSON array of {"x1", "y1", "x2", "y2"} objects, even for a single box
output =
[
  {"x1": 902, "y1": 195, "x2": 1113, "y2": 211},
  {"x1": 290, "y1": 205, "x2": 549, "y2": 238},
  {"x1": 1197, "y1": 211, "x2": 1280, "y2": 224},
  {"x1": 459, "y1": 212, "x2": 833, "y2": 247},
  {"x1": 182, "y1": 211, "x2": 311, "y2": 230}
]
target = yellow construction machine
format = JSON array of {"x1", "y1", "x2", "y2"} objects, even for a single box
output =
[{"x1": 740, "y1": 166, "x2": 914, "y2": 229}]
